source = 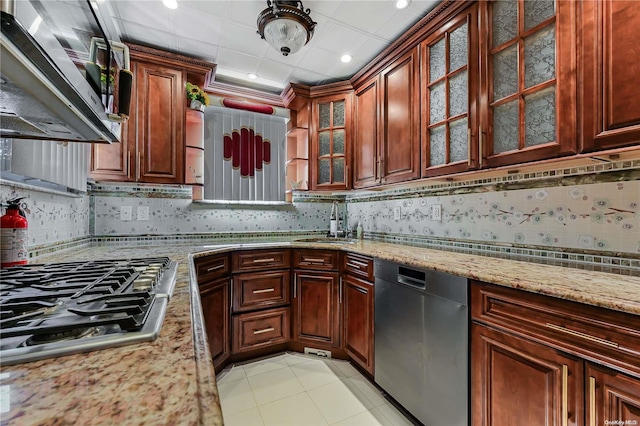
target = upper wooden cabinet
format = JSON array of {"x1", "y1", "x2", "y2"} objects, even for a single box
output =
[
  {"x1": 91, "y1": 44, "x2": 213, "y2": 185},
  {"x1": 480, "y1": 0, "x2": 578, "y2": 168},
  {"x1": 379, "y1": 47, "x2": 421, "y2": 184},
  {"x1": 421, "y1": 3, "x2": 479, "y2": 177},
  {"x1": 580, "y1": 0, "x2": 640, "y2": 151},
  {"x1": 310, "y1": 93, "x2": 352, "y2": 190},
  {"x1": 353, "y1": 76, "x2": 380, "y2": 189}
]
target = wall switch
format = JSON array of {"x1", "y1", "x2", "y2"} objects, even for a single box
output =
[
  {"x1": 137, "y1": 206, "x2": 149, "y2": 221},
  {"x1": 431, "y1": 204, "x2": 442, "y2": 221},
  {"x1": 393, "y1": 206, "x2": 401, "y2": 220},
  {"x1": 120, "y1": 206, "x2": 132, "y2": 221}
]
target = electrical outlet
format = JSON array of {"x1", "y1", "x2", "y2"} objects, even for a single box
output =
[
  {"x1": 120, "y1": 206, "x2": 132, "y2": 221},
  {"x1": 431, "y1": 204, "x2": 442, "y2": 221},
  {"x1": 137, "y1": 206, "x2": 149, "y2": 221},
  {"x1": 393, "y1": 206, "x2": 401, "y2": 220}
]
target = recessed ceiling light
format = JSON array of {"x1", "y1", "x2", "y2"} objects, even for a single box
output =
[
  {"x1": 341, "y1": 54, "x2": 352, "y2": 63},
  {"x1": 395, "y1": 0, "x2": 410, "y2": 9},
  {"x1": 248, "y1": 73, "x2": 258, "y2": 80},
  {"x1": 163, "y1": 0, "x2": 178, "y2": 10}
]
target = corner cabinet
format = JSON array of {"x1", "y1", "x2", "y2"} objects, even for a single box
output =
[
  {"x1": 471, "y1": 280, "x2": 640, "y2": 426},
  {"x1": 310, "y1": 94, "x2": 352, "y2": 190},
  {"x1": 580, "y1": 0, "x2": 640, "y2": 151}
]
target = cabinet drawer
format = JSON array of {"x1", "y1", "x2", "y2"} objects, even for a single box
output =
[
  {"x1": 232, "y1": 270, "x2": 290, "y2": 313},
  {"x1": 342, "y1": 253, "x2": 373, "y2": 281},
  {"x1": 195, "y1": 254, "x2": 230, "y2": 283},
  {"x1": 232, "y1": 249, "x2": 291, "y2": 272},
  {"x1": 472, "y1": 281, "x2": 640, "y2": 377},
  {"x1": 294, "y1": 250, "x2": 339, "y2": 270},
  {"x1": 232, "y1": 308, "x2": 290, "y2": 353}
]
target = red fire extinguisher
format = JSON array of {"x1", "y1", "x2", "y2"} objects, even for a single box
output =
[{"x1": 1, "y1": 197, "x2": 29, "y2": 268}]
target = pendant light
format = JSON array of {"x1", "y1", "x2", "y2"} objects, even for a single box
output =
[{"x1": 256, "y1": 1, "x2": 317, "y2": 57}]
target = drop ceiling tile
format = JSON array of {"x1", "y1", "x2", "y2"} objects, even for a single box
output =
[
  {"x1": 221, "y1": 22, "x2": 269, "y2": 58},
  {"x1": 256, "y1": 59, "x2": 295, "y2": 86},
  {"x1": 176, "y1": 37, "x2": 219, "y2": 63},
  {"x1": 313, "y1": 22, "x2": 369, "y2": 55},
  {"x1": 117, "y1": 20, "x2": 176, "y2": 50},
  {"x1": 289, "y1": 67, "x2": 335, "y2": 86},
  {"x1": 180, "y1": 0, "x2": 229, "y2": 18},
  {"x1": 306, "y1": 0, "x2": 342, "y2": 19},
  {"x1": 297, "y1": 48, "x2": 343, "y2": 76},
  {"x1": 111, "y1": 1, "x2": 171, "y2": 28},
  {"x1": 227, "y1": 0, "x2": 267, "y2": 27},
  {"x1": 216, "y1": 48, "x2": 262, "y2": 74},
  {"x1": 168, "y1": 10, "x2": 224, "y2": 44},
  {"x1": 333, "y1": 1, "x2": 397, "y2": 33},
  {"x1": 375, "y1": 8, "x2": 424, "y2": 41}
]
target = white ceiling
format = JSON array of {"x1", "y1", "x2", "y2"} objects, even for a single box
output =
[{"x1": 106, "y1": 0, "x2": 441, "y2": 94}]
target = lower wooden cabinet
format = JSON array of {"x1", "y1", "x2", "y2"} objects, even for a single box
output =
[
  {"x1": 343, "y1": 274, "x2": 374, "y2": 375},
  {"x1": 472, "y1": 323, "x2": 583, "y2": 426},
  {"x1": 586, "y1": 363, "x2": 640, "y2": 426},
  {"x1": 292, "y1": 270, "x2": 341, "y2": 348},
  {"x1": 232, "y1": 307, "x2": 290, "y2": 353},
  {"x1": 199, "y1": 276, "x2": 231, "y2": 372}
]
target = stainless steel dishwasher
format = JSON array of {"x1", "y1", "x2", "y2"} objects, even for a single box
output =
[{"x1": 374, "y1": 259, "x2": 468, "y2": 426}]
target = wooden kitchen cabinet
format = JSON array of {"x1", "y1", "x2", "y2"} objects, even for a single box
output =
[
  {"x1": 421, "y1": 3, "x2": 479, "y2": 178},
  {"x1": 292, "y1": 250, "x2": 341, "y2": 349},
  {"x1": 586, "y1": 363, "x2": 640, "y2": 426},
  {"x1": 232, "y1": 307, "x2": 290, "y2": 353},
  {"x1": 471, "y1": 280, "x2": 640, "y2": 426},
  {"x1": 379, "y1": 47, "x2": 421, "y2": 184},
  {"x1": 199, "y1": 275, "x2": 231, "y2": 373},
  {"x1": 353, "y1": 76, "x2": 380, "y2": 189},
  {"x1": 310, "y1": 93, "x2": 352, "y2": 190},
  {"x1": 342, "y1": 253, "x2": 374, "y2": 375},
  {"x1": 580, "y1": 0, "x2": 640, "y2": 152}
]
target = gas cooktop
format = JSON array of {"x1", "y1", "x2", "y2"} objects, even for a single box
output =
[{"x1": 0, "y1": 257, "x2": 178, "y2": 365}]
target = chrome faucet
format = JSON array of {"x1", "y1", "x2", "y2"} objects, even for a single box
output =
[{"x1": 328, "y1": 201, "x2": 349, "y2": 238}]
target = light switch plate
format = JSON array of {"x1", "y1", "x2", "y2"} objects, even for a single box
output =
[
  {"x1": 393, "y1": 206, "x2": 401, "y2": 220},
  {"x1": 120, "y1": 206, "x2": 132, "y2": 221},
  {"x1": 431, "y1": 204, "x2": 442, "y2": 221},
  {"x1": 137, "y1": 206, "x2": 149, "y2": 221}
]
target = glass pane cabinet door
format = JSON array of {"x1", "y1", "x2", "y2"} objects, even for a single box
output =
[
  {"x1": 313, "y1": 96, "x2": 350, "y2": 188},
  {"x1": 421, "y1": 3, "x2": 477, "y2": 177},
  {"x1": 487, "y1": 0, "x2": 566, "y2": 163}
]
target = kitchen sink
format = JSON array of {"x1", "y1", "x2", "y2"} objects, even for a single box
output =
[{"x1": 294, "y1": 237, "x2": 358, "y2": 244}]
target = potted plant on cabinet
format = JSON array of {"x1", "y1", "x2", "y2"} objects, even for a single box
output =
[{"x1": 186, "y1": 82, "x2": 209, "y2": 112}]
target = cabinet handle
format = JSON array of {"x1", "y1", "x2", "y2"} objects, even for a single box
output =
[
  {"x1": 293, "y1": 273, "x2": 297, "y2": 298},
  {"x1": 478, "y1": 127, "x2": 483, "y2": 167},
  {"x1": 136, "y1": 151, "x2": 141, "y2": 181},
  {"x1": 229, "y1": 278, "x2": 233, "y2": 309},
  {"x1": 253, "y1": 327, "x2": 275, "y2": 335},
  {"x1": 467, "y1": 128, "x2": 472, "y2": 166},
  {"x1": 589, "y1": 376, "x2": 596, "y2": 426},
  {"x1": 561, "y1": 364, "x2": 568, "y2": 426},
  {"x1": 376, "y1": 156, "x2": 380, "y2": 180},
  {"x1": 354, "y1": 286, "x2": 368, "y2": 295},
  {"x1": 339, "y1": 277, "x2": 343, "y2": 304},
  {"x1": 304, "y1": 258, "x2": 326, "y2": 263},
  {"x1": 252, "y1": 258, "x2": 275, "y2": 263},
  {"x1": 206, "y1": 264, "x2": 225, "y2": 272},
  {"x1": 348, "y1": 259, "x2": 369, "y2": 267},
  {"x1": 252, "y1": 288, "x2": 275, "y2": 294},
  {"x1": 126, "y1": 152, "x2": 131, "y2": 175},
  {"x1": 346, "y1": 262, "x2": 363, "y2": 269},
  {"x1": 545, "y1": 323, "x2": 619, "y2": 348}
]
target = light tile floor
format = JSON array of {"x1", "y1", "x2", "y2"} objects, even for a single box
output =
[{"x1": 217, "y1": 352, "x2": 416, "y2": 426}]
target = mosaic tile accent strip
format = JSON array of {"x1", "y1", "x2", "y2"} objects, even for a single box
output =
[{"x1": 88, "y1": 183, "x2": 193, "y2": 199}]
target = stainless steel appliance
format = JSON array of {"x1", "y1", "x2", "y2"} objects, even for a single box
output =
[
  {"x1": 1, "y1": 0, "x2": 126, "y2": 143},
  {"x1": 374, "y1": 259, "x2": 469, "y2": 426},
  {"x1": 0, "y1": 257, "x2": 178, "y2": 365}
]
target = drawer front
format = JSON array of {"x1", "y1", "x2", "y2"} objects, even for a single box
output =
[
  {"x1": 294, "y1": 250, "x2": 339, "y2": 270},
  {"x1": 233, "y1": 270, "x2": 290, "y2": 313},
  {"x1": 232, "y1": 307, "x2": 290, "y2": 353},
  {"x1": 472, "y1": 281, "x2": 640, "y2": 378},
  {"x1": 342, "y1": 253, "x2": 374, "y2": 281},
  {"x1": 232, "y1": 249, "x2": 291, "y2": 272},
  {"x1": 195, "y1": 254, "x2": 230, "y2": 283}
]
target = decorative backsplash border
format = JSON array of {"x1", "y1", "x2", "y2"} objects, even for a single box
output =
[{"x1": 88, "y1": 183, "x2": 193, "y2": 199}]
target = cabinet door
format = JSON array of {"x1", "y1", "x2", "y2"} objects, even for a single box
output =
[
  {"x1": 90, "y1": 114, "x2": 135, "y2": 181},
  {"x1": 135, "y1": 61, "x2": 185, "y2": 183},
  {"x1": 199, "y1": 277, "x2": 231, "y2": 372},
  {"x1": 481, "y1": 0, "x2": 577, "y2": 167},
  {"x1": 311, "y1": 94, "x2": 351, "y2": 190},
  {"x1": 472, "y1": 323, "x2": 583, "y2": 426},
  {"x1": 586, "y1": 364, "x2": 640, "y2": 426},
  {"x1": 292, "y1": 271, "x2": 341, "y2": 347},
  {"x1": 581, "y1": 0, "x2": 640, "y2": 151},
  {"x1": 421, "y1": 3, "x2": 479, "y2": 177},
  {"x1": 343, "y1": 275, "x2": 374, "y2": 375},
  {"x1": 353, "y1": 76, "x2": 380, "y2": 189},
  {"x1": 380, "y1": 47, "x2": 420, "y2": 184}
]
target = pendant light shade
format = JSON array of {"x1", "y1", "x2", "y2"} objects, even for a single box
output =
[{"x1": 257, "y1": 1, "x2": 317, "y2": 56}]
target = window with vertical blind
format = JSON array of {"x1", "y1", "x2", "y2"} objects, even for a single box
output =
[{"x1": 203, "y1": 106, "x2": 287, "y2": 202}]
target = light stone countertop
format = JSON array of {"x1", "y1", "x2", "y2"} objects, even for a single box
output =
[{"x1": 0, "y1": 239, "x2": 638, "y2": 425}]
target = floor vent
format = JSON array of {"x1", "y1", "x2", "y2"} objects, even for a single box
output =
[{"x1": 304, "y1": 347, "x2": 332, "y2": 358}]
